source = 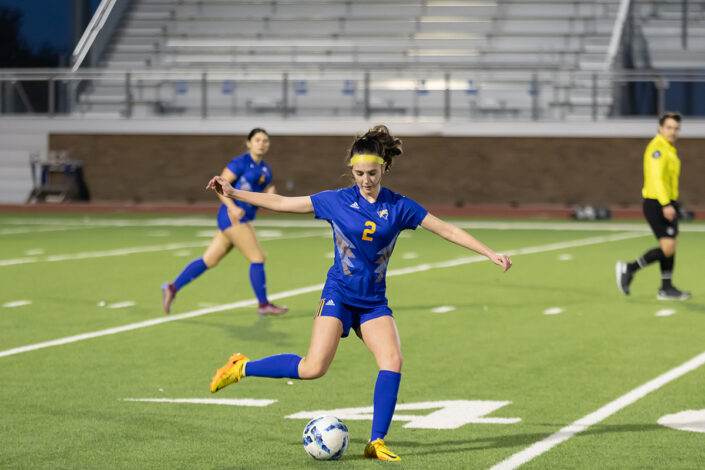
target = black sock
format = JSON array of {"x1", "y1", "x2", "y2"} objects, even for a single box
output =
[
  {"x1": 660, "y1": 254, "x2": 674, "y2": 289},
  {"x1": 628, "y1": 248, "x2": 664, "y2": 272}
]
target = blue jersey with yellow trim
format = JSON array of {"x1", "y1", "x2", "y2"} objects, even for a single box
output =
[
  {"x1": 311, "y1": 185, "x2": 428, "y2": 307},
  {"x1": 224, "y1": 153, "x2": 273, "y2": 216}
]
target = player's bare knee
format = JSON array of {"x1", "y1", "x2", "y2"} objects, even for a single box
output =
[
  {"x1": 203, "y1": 255, "x2": 220, "y2": 268},
  {"x1": 300, "y1": 359, "x2": 329, "y2": 379},
  {"x1": 381, "y1": 353, "x2": 403, "y2": 372}
]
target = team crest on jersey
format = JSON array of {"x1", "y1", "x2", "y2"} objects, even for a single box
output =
[
  {"x1": 652, "y1": 150, "x2": 661, "y2": 159},
  {"x1": 378, "y1": 209, "x2": 389, "y2": 220},
  {"x1": 258, "y1": 174, "x2": 266, "y2": 184}
]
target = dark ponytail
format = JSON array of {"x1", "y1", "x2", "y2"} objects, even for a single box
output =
[{"x1": 347, "y1": 125, "x2": 402, "y2": 172}]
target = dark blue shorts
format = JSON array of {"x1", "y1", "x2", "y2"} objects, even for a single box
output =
[
  {"x1": 315, "y1": 283, "x2": 393, "y2": 338},
  {"x1": 217, "y1": 204, "x2": 256, "y2": 231}
]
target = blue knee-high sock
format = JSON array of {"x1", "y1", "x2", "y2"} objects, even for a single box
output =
[
  {"x1": 245, "y1": 354, "x2": 301, "y2": 379},
  {"x1": 370, "y1": 370, "x2": 401, "y2": 442},
  {"x1": 249, "y1": 262, "x2": 268, "y2": 304},
  {"x1": 173, "y1": 258, "x2": 208, "y2": 292}
]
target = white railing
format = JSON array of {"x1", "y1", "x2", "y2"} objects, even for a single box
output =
[
  {"x1": 604, "y1": 0, "x2": 633, "y2": 70},
  {"x1": 71, "y1": 0, "x2": 122, "y2": 71}
]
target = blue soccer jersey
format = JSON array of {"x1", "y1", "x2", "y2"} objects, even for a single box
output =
[
  {"x1": 311, "y1": 185, "x2": 428, "y2": 307},
  {"x1": 224, "y1": 153, "x2": 273, "y2": 218}
]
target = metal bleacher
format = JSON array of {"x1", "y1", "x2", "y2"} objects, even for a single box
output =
[
  {"x1": 75, "y1": 0, "x2": 626, "y2": 119},
  {"x1": 633, "y1": 0, "x2": 705, "y2": 69}
]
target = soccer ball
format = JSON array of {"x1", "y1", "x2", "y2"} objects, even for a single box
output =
[{"x1": 302, "y1": 416, "x2": 349, "y2": 460}]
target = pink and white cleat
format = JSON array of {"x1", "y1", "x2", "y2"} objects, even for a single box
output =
[
  {"x1": 161, "y1": 282, "x2": 175, "y2": 314},
  {"x1": 258, "y1": 302, "x2": 288, "y2": 316}
]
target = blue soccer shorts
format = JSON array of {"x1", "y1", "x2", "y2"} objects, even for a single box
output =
[
  {"x1": 314, "y1": 284, "x2": 393, "y2": 338},
  {"x1": 217, "y1": 204, "x2": 256, "y2": 231}
]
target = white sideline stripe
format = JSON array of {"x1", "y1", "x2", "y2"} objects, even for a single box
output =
[
  {"x1": 5, "y1": 217, "x2": 705, "y2": 232},
  {"x1": 488, "y1": 350, "x2": 705, "y2": 470},
  {"x1": 124, "y1": 398, "x2": 276, "y2": 407},
  {"x1": 0, "y1": 232, "x2": 647, "y2": 359},
  {"x1": 0, "y1": 230, "x2": 329, "y2": 267}
]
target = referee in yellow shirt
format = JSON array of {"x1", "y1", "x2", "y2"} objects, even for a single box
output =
[{"x1": 616, "y1": 112, "x2": 690, "y2": 300}]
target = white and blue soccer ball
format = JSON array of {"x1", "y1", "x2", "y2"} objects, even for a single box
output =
[{"x1": 302, "y1": 416, "x2": 349, "y2": 460}]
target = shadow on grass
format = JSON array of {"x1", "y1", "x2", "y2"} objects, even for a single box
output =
[{"x1": 337, "y1": 423, "x2": 667, "y2": 457}]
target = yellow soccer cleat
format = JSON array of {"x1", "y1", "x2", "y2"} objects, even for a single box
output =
[
  {"x1": 364, "y1": 438, "x2": 401, "y2": 461},
  {"x1": 210, "y1": 353, "x2": 249, "y2": 393}
]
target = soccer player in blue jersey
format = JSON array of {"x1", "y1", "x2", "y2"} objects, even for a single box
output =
[
  {"x1": 161, "y1": 128, "x2": 288, "y2": 316},
  {"x1": 206, "y1": 125, "x2": 512, "y2": 461}
]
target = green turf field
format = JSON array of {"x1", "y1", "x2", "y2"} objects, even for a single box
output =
[{"x1": 1, "y1": 213, "x2": 704, "y2": 469}]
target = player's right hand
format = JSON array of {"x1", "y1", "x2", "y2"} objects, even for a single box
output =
[
  {"x1": 663, "y1": 204, "x2": 676, "y2": 221},
  {"x1": 206, "y1": 175, "x2": 233, "y2": 196},
  {"x1": 227, "y1": 206, "x2": 245, "y2": 225}
]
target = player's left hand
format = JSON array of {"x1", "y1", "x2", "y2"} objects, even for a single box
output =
[
  {"x1": 206, "y1": 175, "x2": 234, "y2": 197},
  {"x1": 491, "y1": 253, "x2": 512, "y2": 272}
]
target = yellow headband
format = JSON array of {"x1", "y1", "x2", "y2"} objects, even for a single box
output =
[{"x1": 350, "y1": 154, "x2": 385, "y2": 166}]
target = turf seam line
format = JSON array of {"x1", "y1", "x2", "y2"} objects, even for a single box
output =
[
  {"x1": 0, "y1": 231, "x2": 647, "y2": 359},
  {"x1": 488, "y1": 350, "x2": 705, "y2": 470}
]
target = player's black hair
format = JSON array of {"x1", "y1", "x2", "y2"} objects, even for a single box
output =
[
  {"x1": 347, "y1": 125, "x2": 402, "y2": 173},
  {"x1": 658, "y1": 111, "x2": 681, "y2": 126},
  {"x1": 247, "y1": 128, "x2": 269, "y2": 140}
]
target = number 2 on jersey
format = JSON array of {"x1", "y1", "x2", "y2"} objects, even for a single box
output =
[{"x1": 362, "y1": 221, "x2": 376, "y2": 241}]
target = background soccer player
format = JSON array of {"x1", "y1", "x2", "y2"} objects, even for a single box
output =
[
  {"x1": 205, "y1": 125, "x2": 512, "y2": 461},
  {"x1": 616, "y1": 112, "x2": 690, "y2": 300},
  {"x1": 161, "y1": 128, "x2": 289, "y2": 315}
]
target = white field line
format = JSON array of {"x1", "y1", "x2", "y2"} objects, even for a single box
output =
[
  {"x1": 5, "y1": 217, "x2": 705, "y2": 232},
  {"x1": 0, "y1": 229, "x2": 330, "y2": 267},
  {"x1": 0, "y1": 231, "x2": 646, "y2": 360},
  {"x1": 488, "y1": 349, "x2": 705, "y2": 470},
  {"x1": 0, "y1": 226, "x2": 104, "y2": 236}
]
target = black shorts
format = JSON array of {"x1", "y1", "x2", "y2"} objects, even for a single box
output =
[{"x1": 643, "y1": 198, "x2": 679, "y2": 239}]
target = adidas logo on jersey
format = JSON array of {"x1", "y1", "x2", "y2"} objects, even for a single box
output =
[
  {"x1": 349, "y1": 202, "x2": 360, "y2": 209},
  {"x1": 325, "y1": 299, "x2": 336, "y2": 306}
]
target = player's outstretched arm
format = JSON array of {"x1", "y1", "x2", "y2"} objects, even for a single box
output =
[
  {"x1": 206, "y1": 175, "x2": 314, "y2": 214},
  {"x1": 420, "y1": 213, "x2": 512, "y2": 272}
]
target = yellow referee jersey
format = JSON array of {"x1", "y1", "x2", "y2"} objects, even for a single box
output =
[{"x1": 642, "y1": 133, "x2": 680, "y2": 206}]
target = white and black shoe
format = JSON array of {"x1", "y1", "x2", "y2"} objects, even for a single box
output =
[
  {"x1": 657, "y1": 287, "x2": 691, "y2": 301},
  {"x1": 615, "y1": 261, "x2": 634, "y2": 295}
]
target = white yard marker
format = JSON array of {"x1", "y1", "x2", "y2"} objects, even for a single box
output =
[
  {"x1": 107, "y1": 301, "x2": 136, "y2": 309},
  {"x1": 658, "y1": 410, "x2": 705, "y2": 433},
  {"x1": 655, "y1": 309, "x2": 677, "y2": 317},
  {"x1": 402, "y1": 252, "x2": 419, "y2": 259},
  {"x1": 489, "y1": 349, "x2": 705, "y2": 470},
  {"x1": 173, "y1": 250, "x2": 191, "y2": 257},
  {"x1": 543, "y1": 307, "x2": 564, "y2": 315},
  {"x1": 124, "y1": 398, "x2": 277, "y2": 407},
  {"x1": 147, "y1": 231, "x2": 170, "y2": 237},
  {"x1": 0, "y1": 232, "x2": 649, "y2": 359},
  {"x1": 431, "y1": 306, "x2": 456, "y2": 314},
  {"x1": 25, "y1": 249, "x2": 45, "y2": 256},
  {"x1": 286, "y1": 400, "x2": 521, "y2": 429},
  {"x1": 557, "y1": 254, "x2": 573, "y2": 261},
  {"x1": 3, "y1": 300, "x2": 32, "y2": 308}
]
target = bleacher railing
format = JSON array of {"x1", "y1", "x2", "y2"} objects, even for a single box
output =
[{"x1": 1, "y1": 68, "x2": 704, "y2": 120}]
